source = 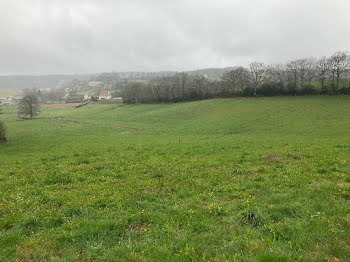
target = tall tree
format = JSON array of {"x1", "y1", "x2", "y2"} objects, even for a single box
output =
[
  {"x1": 249, "y1": 62, "x2": 266, "y2": 96},
  {"x1": 315, "y1": 57, "x2": 330, "y2": 90},
  {"x1": 296, "y1": 58, "x2": 308, "y2": 89},
  {"x1": 286, "y1": 60, "x2": 299, "y2": 94},
  {"x1": 329, "y1": 51, "x2": 350, "y2": 93},
  {"x1": 267, "y1": 64, "x2": 287, "y2": 87},
  {"x1": 18, "y1": 92, "x2": 40, "y2": 119},
  {"x1": 234, "y1": 67, "x2": 251, "y2": 94},
  {"x1": 222, "y1": 70, "x2": 238, "y2": 94},
  {"x1": 304, "y1": 58, "x2": 316, "y2": 87}
]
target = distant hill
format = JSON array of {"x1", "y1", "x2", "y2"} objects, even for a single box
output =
[
  {"x1": 0, "y1": 74, "x2": 90, "y2": 91},
  {"x1": 187, "y1": 67, "x2": 236, "y2": 79},
  {"x1": 0, "y1": 67, "x2": 235, "y2": 92}
]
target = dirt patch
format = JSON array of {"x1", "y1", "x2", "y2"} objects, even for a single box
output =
[
  {"x1": 261, "y1": 155, "x2": 280, "y2": 162},
  {"x1": 129, "y1": 222, "x2": 150, "y2": 232},
  {"x1": 286, "y1": 153, "x2": 302, "y2": 160},
  {"x1": 40, "y1": 103, "x2": 80, "y2": 109}
]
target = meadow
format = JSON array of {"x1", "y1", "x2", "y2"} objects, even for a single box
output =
[{"x1": 0, "y1": 96, "x2": 349, "y2": 261}]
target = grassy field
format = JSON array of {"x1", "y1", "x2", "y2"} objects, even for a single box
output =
[{"x1": 0, "y1": 97, "x2": 349, "y2": 261}]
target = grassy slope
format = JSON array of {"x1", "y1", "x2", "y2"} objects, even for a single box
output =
[{"x1": 0, "y1": 97, "x2": 349, "y2": 261}]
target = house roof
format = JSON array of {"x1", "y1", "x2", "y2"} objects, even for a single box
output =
[{"x1": 99, "y1": 90, "x2": 110, "y2": 96}]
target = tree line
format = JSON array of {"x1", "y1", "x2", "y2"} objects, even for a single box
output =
[{"x1": 121, "y1": 51, "x2": 350, "y2": 103}]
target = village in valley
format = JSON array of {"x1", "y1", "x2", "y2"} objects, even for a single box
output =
[{"x1": 0, "y1": 78, "x2": 124, "y2": 106}]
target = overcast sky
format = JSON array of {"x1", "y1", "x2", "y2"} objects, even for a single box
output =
[{"x1": 0, "y1": 0, "x2": 349, "y2": 75}]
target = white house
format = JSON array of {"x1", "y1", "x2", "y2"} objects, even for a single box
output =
[
  {"x1": 99, "y1": 90, "x2": 112, "y2": 100},
  {"x1": 84, "y1": 94, "x2": 91, "y2": 100}
]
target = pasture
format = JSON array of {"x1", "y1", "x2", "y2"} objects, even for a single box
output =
[{"x1": 0, "y1": 97, "x2": 349, "y2": 261}]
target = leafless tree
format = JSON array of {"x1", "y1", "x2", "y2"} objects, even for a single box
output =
[
  {"x1": 315, "y1": 57, "x2": 330, "y2": 90},
  {"x1": 178, "y1": 72, "x2": 189, "y2": 100},
  {"x1": 286, "y1": 60, "x2": 299, "y2": 93},
  {"x1": 171, "y1": 73, "x2": 189, "y2": 101},
  {"x1": 329, "y1": 51, "x2": 350, "y2": 93},
  {"x1": 267, "y1": 64, "x2": 287, "y2": 87},
  {"x1": 304, "y1": 58, "x2": 316, "y2": 87},
  {"x1": 190, "y1": 75, "x2": 208, "y2": 99},
  {"x1": 231, "y1": 67, "x2": 251, "y2": 94},
  {"x1": 249, "y1": 62, "x2": 266, "y2": 96},
  {"x1": 296, "y1": 59, "x2": 307, "y2": 88},
  {"x1": 222, "y1": 70, "x2": 235, "y2": 93}
]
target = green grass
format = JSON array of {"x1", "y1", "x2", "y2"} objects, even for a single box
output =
[{"x1": 0, "y1": 97, "x2": 349, "y2": 261}]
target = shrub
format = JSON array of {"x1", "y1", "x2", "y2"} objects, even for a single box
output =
[
  {"x1": 256, "y1": 83, "x2": 283, "y2": 96},
  {"x1": 0, "y1": 121, "x2": 6, "y2": 143},
  {"x1": 242, "y1": 87, "x2": 254, "y2": 96},
  {"x1": 298, "y1": 85, "x2": 316, "y2": 95}
]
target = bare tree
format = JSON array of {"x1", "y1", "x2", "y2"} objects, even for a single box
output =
[
  {"x1": 178, "y1": 72, "x2": 189, "y2": 100},
  {"x1": 304, "y1": 58, "x2": 316, "y2": 87},
  {"x1": 222, "y1": 70, "x2": 238, "y2": 93},
  {"x1": 231, "y1": 67, "x2": 251, "y2": 94},
  {"x1": 171, "y1": 73, "x2": 189, "y2": 101},
  {"x1": 267, "y1": 64, "x2": 287, "y2": 87},
  {"x1": 249, "y1": 62, "x2": 266, "y2": 96},
  {"x1": 18, "y1": 91, "x2": 40, "y2": 119},
  {"x1": 315, "y1": 57, "x2": 330, "y2": 90},
  {"x1": 150, "y1": 77, "x2": 163, "y2": 102},
  {"x1": 329, "y1": 51, "x2": 350, "y2": 93},
  {"x1": 295, "y1": 59, "x2": 308, "y2": 89},
  {"x1": 190, "y1": 75, "x2": 208, "y2": 99},
  {"x1": 286, "y1": 60, "x2": 299, "y2": 94}
]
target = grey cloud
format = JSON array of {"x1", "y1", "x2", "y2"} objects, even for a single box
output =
[{"x1": 0, "y1": 0, "x2": 349, "y2": 74}]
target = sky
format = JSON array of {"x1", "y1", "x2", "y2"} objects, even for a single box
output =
[{"x1": 0, "y1": 0, "x2": 349, "y2": 75}]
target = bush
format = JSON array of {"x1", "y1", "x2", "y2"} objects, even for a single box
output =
[
  {"x1": 298, "y1": 85, "x2": 316, "y2": 95},
  {"x1": 0, "y1": 121, "x2": 6, "y2": 143},
  {"x1": 242, "y1": 87, "x2": 254, "y2": 96},
  {"x1": 340, "y1": 86, "x2": 350, "y2": 95},
  {"x1": 256, "y1": 83, "x2": 283, "y2": 96},
  {"x1": 320, "y1": 86, "x2": 331, "y2": 95}
]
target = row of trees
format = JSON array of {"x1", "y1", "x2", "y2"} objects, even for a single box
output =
[{"x1": 121, "y1": 51, "x2": 350, "y2": 103}]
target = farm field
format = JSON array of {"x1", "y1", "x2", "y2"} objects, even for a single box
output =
[{"x1": 0, "y1": 96, "x2": 350, "y2": 261}]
